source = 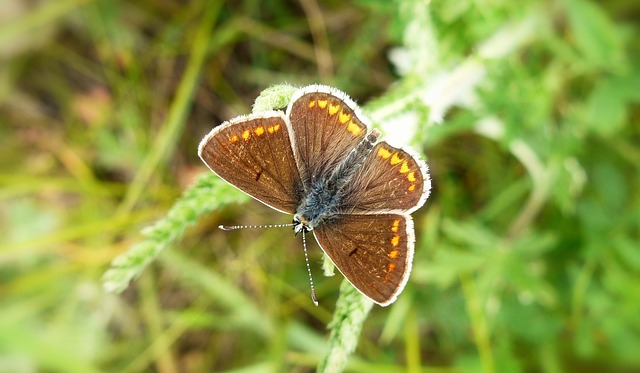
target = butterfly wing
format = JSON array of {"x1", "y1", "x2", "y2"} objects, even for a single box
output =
[
  {"x1": 198, "y1": 112, "x2": 303, "y2": 214},
  {"x1": 339, "y1": 142, "x2": 431, "y2": 214},
  {"x1": 313, "y1": 213, "x2": 414, "y2": 306},
  {"x1": 286, "y1": 85, "x2": 370, "y2": 191}
]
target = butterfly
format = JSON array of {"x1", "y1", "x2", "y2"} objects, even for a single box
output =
[{"x1": 198, "y1": 85, "x2": 431, "y2": 306}]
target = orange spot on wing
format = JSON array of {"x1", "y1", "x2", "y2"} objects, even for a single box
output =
[
  {"x1": 347, "y1": 120, "x2": 362, "y2": 135},
  {"x1": 254, "y1": 126, "x2": 265, "y2": 136},
  {"x1": 267, "y1": 124, "x2": 281, "y2": 134},
  {"x1": 338, "y1": 111, "x2": 351, "y2": 124},
  {"x1": 391, "y1": 235, "x2": 400, "y2": 247},
  {"x1": 390, "y1": 153, "x2": 402, "y2": 165},
  {"x1": 407, "y1": 171, "x2": 416, "y2": 182},
  {"x1": 399, "y1": 161, "x2": 410, "y2": 174},
  {"x1": 242, "y1": 130, "x2": 251, "y2": 141},
  {"x1": 391, "y1": 219, "x2": 400, "y2": 233},
  {"x1": 318, "y1": 99, "x2": 328, "y2": 109},
  {"x1": 384, "y1": 262, "x2": 397, "y2": 282},
  {"x1": 377, "y1": 147, "x2": 392, "y2": 159},
  {"x1": 329, "y1": 103, "x2": 340, "y2": 115},
  {"x1": 408, "y1": 184, "x2": 416, "y2": 192},
  {"x1": 308, "y1": 100, "x2": 316, "y2": 108},
  {"x1": 230, "y1": 135, "x2": 238, "y2": 143},
  {"x1": 388, "y1": 249, "x2": 399, "y2": 259}
]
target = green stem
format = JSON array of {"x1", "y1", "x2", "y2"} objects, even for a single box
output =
[
  {"x1": 317, "y1": 280, "x2": 373, "y2": 373},
  {"x1": 460, "y1": 273, "x2": 495, "y2": 373},
  {"x1": 102, "y1": 174, "x2": 247, "y2": 293}
]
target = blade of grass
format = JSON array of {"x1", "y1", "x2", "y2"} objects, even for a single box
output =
[
  {"x1": 160, "y1": 248, "x2": 274, "y2": 338},
  {"x1": 460, "y1": 273, "x2": 495, "y2": 373},
  {"x1": 0, "y1": 0, "x2": 91, "y2": 47},
  {"x1": 115, "y1": 2, "x2": 221, "y2": 216}
]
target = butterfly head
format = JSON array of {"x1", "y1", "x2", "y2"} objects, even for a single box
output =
[{"x1": 292, "y1": 214, "x2": 313, "y2": 235}]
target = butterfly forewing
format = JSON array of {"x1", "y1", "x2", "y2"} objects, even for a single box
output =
[
  {"x1": 198, "y1": 112, "x2": 303, "y2": 214},
  {"x1": 339, "y1": 142, "x2": 430, "y2": 215},
  {"x1": 287, "y1": 87, "x2": 369, "y2": 190},
  {"x1": 313, "y1": 213, "x2": 414, "y2": 306}
]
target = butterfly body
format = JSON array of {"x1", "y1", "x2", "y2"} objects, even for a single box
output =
[
  {"x1": 294, "y1": 129, "x2": 381, "y2": 233},
  {"x1": 199, "y1": 85, "x2": 431, "y2": 306}
]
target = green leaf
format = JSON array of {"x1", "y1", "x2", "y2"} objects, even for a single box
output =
[
  {"x1": 426, "y1": 249, "x2": 487, "y2": 288},
  {"x1": 566, "y1": 0, "x2": 623, "y2": 68},
  {"x1": 585, "y1": 78, "x2": 628, "y2": 136}
]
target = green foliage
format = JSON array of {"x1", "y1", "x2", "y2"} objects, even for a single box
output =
[
  {"x1": 1, "y1": 0, "x2": 639, "y2": 372},
  {"x1": 252, "y1": 84, "x2": 299, "y2": 112},
  {"x1": 103, "y1": 174, "x2": 247, "y2": 293},
  {"x1": 318, "y1": 281, "x2": 374, "y2": 373}
]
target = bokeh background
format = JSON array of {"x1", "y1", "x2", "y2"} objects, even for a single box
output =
[{"x1": 1, "y1": 0, "x2": 639, "y2": 372}]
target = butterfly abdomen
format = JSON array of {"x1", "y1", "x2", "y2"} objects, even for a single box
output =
[{"x1": 327, "y1": 130, "x2": 380, "y2": 193}]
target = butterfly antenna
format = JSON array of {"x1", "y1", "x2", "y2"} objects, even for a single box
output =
[
  {"x1": 218, "y1": 222, "x2": 318, "y2": 306},
  {"x1": 302, "y1": 231, "x2": 319, "y2": 306},
  {"x1": 218, "y1": 223, "x2": 295, "y2": 231}
]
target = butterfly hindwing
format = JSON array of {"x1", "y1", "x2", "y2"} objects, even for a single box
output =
[
  {"x1": 198, "y1": 112, "x2": 303, "y2": 214},
  {"x1": 313, "y1": 213, "x2": 414, "y2": 306}
]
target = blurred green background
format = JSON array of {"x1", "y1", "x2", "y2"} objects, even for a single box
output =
[{"x1": 1, "y1": 0, "x2": 639, "y2": 372}]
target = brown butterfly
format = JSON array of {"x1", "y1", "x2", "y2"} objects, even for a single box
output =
[{"x1": 198, "y1": 85, "x2": 431, "y2": 306}]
